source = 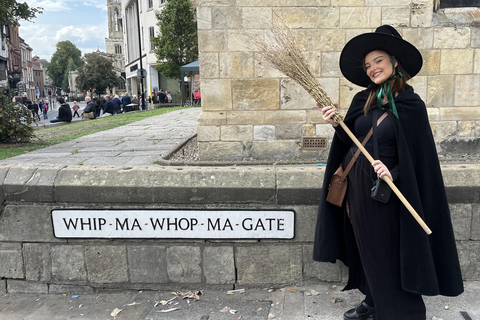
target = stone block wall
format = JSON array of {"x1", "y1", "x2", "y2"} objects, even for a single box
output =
[
  {"x1": 0, "y1": 163, "x2": 479, "y2": 292},
  {"x1": 196, "y1": 0, "x2": 480, "y2": 161}
]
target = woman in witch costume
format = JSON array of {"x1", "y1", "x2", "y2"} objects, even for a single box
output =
[{"x1": 313, "y1": 25, "x2": 464, "y2": 320}]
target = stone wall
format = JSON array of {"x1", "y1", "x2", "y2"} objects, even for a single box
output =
[
  {"x1": 0, "y1": 162, "x2": 478, "y2": 292},
  {"x1": 196, "y1": 0, "x2": 480, "y2": 161}
]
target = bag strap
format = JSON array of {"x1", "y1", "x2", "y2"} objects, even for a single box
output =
[
  {"x1": 339, "y1": 112, "x2": 388, "y2": 180},
  {"x1": 373, "y1": 108, "x2": 380, "y2": 160}
]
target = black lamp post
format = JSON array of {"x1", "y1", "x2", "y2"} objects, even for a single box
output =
[{"x1": 135, "y1": 0, "x2": 145, "y2": 110}]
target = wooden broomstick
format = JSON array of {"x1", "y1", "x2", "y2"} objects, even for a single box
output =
[{"x1": 256, "y1": 21, "x2": 432, "y2": 235}]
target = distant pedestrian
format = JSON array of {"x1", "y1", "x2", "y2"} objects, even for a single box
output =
[
  {"x1": 112, "y1": 95, "x2": 122, "y2": 114},
  {"x1": 40, "y1": 101, "x2": 48, "y2": 119},
  {"x1": 93, "y1": 95, "x2": 103, "y2": 117},
  {"x1": 72, "y1": 101, "x2": 81, "y2": 118},
  {"x1": 81, "y1": 96, "x2": 96, "y2": 119},
  {"x1": 122, "y1": 92, "x2": 132, "y2": 108},
  {"x1": 165, "y1": 91, "x2": 172, "y2": 103},
  {"x1": 131, "y1": 95, "x2": 139, "y2": 110},
  {"x1": 50, "y1": 97, "x2": 72, "y2": 123},
  {"x1": 158, "y1": 89, "x2": 166, "y2": 104},
  {"x1": 102, "y1": 95, "x2": 115, "y2": 116},
  {"x1": 32, "y1": 100, "x2": 41, "y2": 121}
]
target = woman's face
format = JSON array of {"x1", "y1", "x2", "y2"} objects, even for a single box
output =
[{"x1": 364, "y1": 50, "x2": 397, "y2": 85}]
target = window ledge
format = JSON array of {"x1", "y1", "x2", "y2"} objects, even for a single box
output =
[{"x1": 433, "y1": 7, "x2": 480, "y2": 26}]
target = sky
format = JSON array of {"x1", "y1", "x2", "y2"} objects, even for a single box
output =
[{"x1": 19, "y1": 0, "x2": 109, "y2": 61}]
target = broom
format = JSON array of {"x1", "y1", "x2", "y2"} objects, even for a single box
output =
[{"x1": 256, "y1": 21, "x2": 432, "y2": 235}]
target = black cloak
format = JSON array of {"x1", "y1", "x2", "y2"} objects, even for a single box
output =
[{"x1": 313, "y1": 85, "x2": 464, "y2": 297}]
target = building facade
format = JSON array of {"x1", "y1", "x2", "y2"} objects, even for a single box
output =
[
  {"x1": 32, "y1": 56, "x2": 46, "y2": 99},
  {"x1": 0, "y1": 25, "x2": 9, "y2": 93},
  {"x1": 20, "y1": 37, "x2": 34, "y2": 99},
  {"x1": 122, "y1": 0, "x2": 162, "y2": 104},
  {"x1": 196, "y1": 1, "x2": 480, "y2": 162},
  {"x1": 7, "y1": 25, "x2": 22, "y2": 96}
]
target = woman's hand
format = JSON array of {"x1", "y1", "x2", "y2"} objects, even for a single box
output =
[
  {"x1": 372, "y1": 160, "x2": 393, "y2": 181},
  {"x1": 318, "y1": 103, "x2": 339, "y2": 127}
]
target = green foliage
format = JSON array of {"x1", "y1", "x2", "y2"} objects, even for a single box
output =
[
  {"x1": 47, "y1": 41, "x2": 83, "y2": 91},
  {"x1": 153, "y1": 0, "x2": 198, "y2": 79},
  {"x1": 0, "y1": 94, "x2": 34, "y2": 143},
  {"x1": 75, "y1": 53, "x2": 120, "y2": 95},
  {"x1": 0, "y1": 0, "x2": 42, "y2": 27}
]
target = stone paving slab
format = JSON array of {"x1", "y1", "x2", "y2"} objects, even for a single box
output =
[
  {"x1": 0, "y1": 282, "x2": 479, "y2": 320},
  {"x1": 0, "y1": 108, "x2": 201, "y2": 166}
]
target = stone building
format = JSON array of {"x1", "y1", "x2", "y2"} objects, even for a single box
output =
[
  {"x1": 196, "y1": 1, "x2": 480, "y2": 162},
  {"x1": 32, "y1": 56, "x2": 45, "y2": 99},
  {"x1": 106, "y1": 0, "x2": 126, "y2": 95}
]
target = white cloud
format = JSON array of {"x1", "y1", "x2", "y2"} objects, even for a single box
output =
[
  {"x1": 55, "y1": 25, "x2": 107, "y2": 44},
  {"x1": 26, "y1": 0, "x2": 70, "y2": 12},
  {"x1": 21, "y1": 22, "x2": 107, "y2": 60},
  {"x1": 82, "y1": 0, "x2": 108, "y2": 11}
]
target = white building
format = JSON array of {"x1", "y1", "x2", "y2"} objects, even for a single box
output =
[{"x1": 121, "y1": 0, "x2": 166, "y2": 105}]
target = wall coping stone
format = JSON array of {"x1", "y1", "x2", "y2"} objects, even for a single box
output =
[{"x1": 0, "y1": 163, "x2": 478, "y2": 205}]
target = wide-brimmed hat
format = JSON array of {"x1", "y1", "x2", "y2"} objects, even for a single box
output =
[{"x1": 339, "y1": 25, "x2": 423, "y2": 87}]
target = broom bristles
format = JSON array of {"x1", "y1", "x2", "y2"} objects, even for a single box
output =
[{"x1": 255, "y1": 18, "x2": 338, "y2": 113}]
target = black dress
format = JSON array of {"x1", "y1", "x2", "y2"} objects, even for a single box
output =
[{"x1": 339, "y1": 110, "x2": 426, "y2": 319}]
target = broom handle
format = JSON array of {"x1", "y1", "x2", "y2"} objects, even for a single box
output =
[{"x1": 336, "y1": 120, "x2": 432, "y2": 235}]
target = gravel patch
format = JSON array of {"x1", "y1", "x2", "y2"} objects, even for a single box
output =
[{"x1": 168, "y1": 136, "x2": 199, "y2": 162}]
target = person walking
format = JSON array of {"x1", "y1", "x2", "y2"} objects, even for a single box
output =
[
  {"x1": 40, "y1": 100, "x2": 48, "y2": 119},
  {"x1": 32, "y1": 100, "x2": 41, "y2": 121},
  {"x1": 313, "y1": 25, "x2": 463, "y2": 320},
  {"x1": 72, "y1": 101, "x2": 81, "y2": 118}
]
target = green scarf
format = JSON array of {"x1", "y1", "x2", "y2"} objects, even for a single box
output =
[{"x1": 376, "y1": 56, "x2": 402, "y2": 119}]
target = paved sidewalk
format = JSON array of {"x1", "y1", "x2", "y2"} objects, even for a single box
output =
[
  {"x1": 0, "y1": 108, "x2": 201, "y2": 166},
  {"x1": 0, "y1": 282, "x2": 478, "y2": 319}
]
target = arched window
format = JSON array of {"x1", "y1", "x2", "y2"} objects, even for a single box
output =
[{"x1": 114, "y1": 9, "x2": 119, "y2": 32}]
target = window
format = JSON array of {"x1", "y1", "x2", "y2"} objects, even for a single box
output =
[
  {"x1": 436, "y1": 0, "x2": 480, "y2": 9},
  {"x1": 149, "y1": 27, "x2": 155, "y2": 51},
  {"x1": 114, "y1": 9, "x2": 119, "y2": 32},
  {"x1": 160, "y1": 0, "x2": 166, "y2": 4},
  {"x1": 148, "y1": 0, "x2": 153, "y2": 9},
  {"x1": 115, "y1": 44, "x2": 122, "y2": 54}
]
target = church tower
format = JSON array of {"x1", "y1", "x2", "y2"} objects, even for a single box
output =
[
  {"x1": 105, "y1": 0, "x2": 126, "y2": 94},
  {"x1": 106, "y1": 0, "x2": 123, "y2": 55}
]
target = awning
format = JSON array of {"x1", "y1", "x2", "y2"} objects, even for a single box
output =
[{"x1": 180, "y1": 60, "x2": 199, "y2": 106}]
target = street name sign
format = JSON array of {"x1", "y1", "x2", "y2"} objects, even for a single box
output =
[{"x1": 52, "y1": 210, "x2": 295, "y2": 239}]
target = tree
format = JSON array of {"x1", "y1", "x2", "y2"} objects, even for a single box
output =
[
  {"x1": 47, "y1": 41, "x2": 82, "y2": 92},
  {"x1": 76, "y1": 53, "x2": 120, "y2": 95},
  {"x1": 0, "y1": 0, "x2": 42, "y2": 44},
  {"x1": 152, "y1": 0, "x2": 198, "y2": 79},
  {"x1": 0, "y1": 95, "x2": 34, "y2": 143},
  {"x1": 0, "y1": 0, "x2": 42, "y2": 27}
]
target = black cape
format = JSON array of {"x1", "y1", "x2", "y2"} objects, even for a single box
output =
[{"x1": 313, "y1": 85, "x2": 464, "y2": 297}]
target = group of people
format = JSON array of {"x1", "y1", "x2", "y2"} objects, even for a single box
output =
[
  {"x1": 18, "y1": 92, "x2": 50, "y2": 121},
  {"x1": 149, "y1": 89, "x2": 172, "y2": 104}
]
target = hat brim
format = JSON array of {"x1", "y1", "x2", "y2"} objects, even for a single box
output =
[{"x1": 340, "y1": 33, "x2": 423, "y2": 87}]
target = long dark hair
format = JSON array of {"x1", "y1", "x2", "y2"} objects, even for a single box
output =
[{"x1": 363, "y1": 55, "x2": 411, "y2": 115}]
